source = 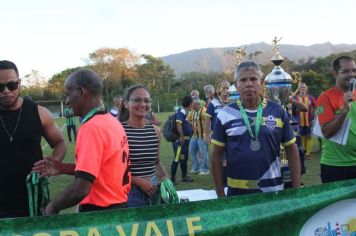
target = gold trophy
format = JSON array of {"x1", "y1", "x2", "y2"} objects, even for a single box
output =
[
  {"x1": 229, "y1": 47, "x2": 246, "y2": 103},
  {"x1": 264, "y1": 37, "x2": 301, "y2": 187},
  {"x1": 235, "y1": 47, "x2": 246, "y2": 66},
  {"x1": 265, "y1": 36, "x2": 296, "y2": 107}
]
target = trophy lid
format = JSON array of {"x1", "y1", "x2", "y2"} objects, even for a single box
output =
[{"x1": 271, "y1": 53, "x2": 284, "y2": 66}]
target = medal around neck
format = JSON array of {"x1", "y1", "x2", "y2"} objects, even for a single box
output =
[{"x1": 250, "y1": 140, "x2": 261, "y2": 151}]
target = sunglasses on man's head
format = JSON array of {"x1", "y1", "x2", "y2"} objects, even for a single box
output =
[{"x1": 0, "y1": 80, "x2": 20, "y2": 92}]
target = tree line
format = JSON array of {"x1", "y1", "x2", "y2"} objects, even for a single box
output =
[{"x1": 21, "y1": 48, "x2": 356, "y2": 112}]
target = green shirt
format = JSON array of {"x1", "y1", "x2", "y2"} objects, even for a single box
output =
[
  {"x1": 320, "y1": 102, "x2": 356, "y2": 166},
  {"x1": 64, "y1": 108, "x2": 76, "y2": 126}
]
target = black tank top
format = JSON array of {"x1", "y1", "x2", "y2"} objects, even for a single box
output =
[{"x1": 0, "y1": 99, "x2": 43, "y2": 217}]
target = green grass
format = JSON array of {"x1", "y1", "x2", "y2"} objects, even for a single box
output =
[{"x1": 44, "y1": 113, "x2": 322, "y2": 214}]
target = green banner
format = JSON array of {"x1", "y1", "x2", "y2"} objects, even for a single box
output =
[{"x1": 1, "y1": 179, "x2": 356, "y2": 236}]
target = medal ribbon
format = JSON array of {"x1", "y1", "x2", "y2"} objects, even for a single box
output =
[
  {"x1": 237, "y1": 100, "x2": 263, "y2": 141},
  {"x1": 80, "y1": 107, "x2": 102, "y2": 125}
]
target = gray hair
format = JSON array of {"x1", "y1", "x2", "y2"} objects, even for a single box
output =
[
  {"x1": 67, "y1": 69, "x2": 103, "y2": 97},
  {"x1": 233, "y1": 61, "x2": 263, "y2": 81},
  {"x1": 190, "y1": 89, "x2": 200, "y2": 97},
  {"x1": 204, "y1": 84, "x2": 215, "y2": 94}
]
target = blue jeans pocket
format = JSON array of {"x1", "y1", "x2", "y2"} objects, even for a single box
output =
[{"x1": 127, "y1": 176, "x2": 160, "y2": 208}]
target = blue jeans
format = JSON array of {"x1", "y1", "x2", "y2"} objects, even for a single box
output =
[
  {"x1": 127, "y1": 176, "x2": 159, "y2": 208},
  {"x1": 189, "y1": 137, "x2": 209, "y2": 172}
]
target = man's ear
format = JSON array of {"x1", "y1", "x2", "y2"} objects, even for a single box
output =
[
  {"x1": 78, "y1": 86, "x2": 85, "y2": 96},
  {"x1": 331, "y1": 69, "x2": 337, "y2": 77}
]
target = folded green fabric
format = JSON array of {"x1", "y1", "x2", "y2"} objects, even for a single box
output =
[
  {"x1": 160, "y1": 179, "x2": 179, "y2": 204},
  {"x1": 26, "y1": 172, "x2": 50, "y2": 216}
]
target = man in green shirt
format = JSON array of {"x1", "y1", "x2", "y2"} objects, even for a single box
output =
[
  {"x1": 64, "y1": 106, "x2": 77, "y2": 142},
  {"x1": 317, "y1": 56, "x2": 356, "y2": 183}
]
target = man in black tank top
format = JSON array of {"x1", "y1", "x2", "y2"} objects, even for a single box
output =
[{"x1": 0, "y1": 60, "x2": 66, "y2": 218}]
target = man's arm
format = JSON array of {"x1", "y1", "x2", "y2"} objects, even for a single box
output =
[
  {"x1": 38, "y1": 105, "x2": 66, "y2": 161},
  {"x1": 45, "y1": 177, "x2": 92, "y2": 215},
  {"x1": 204, "y1": 116, "x2": 212, "y2": 143},
  {"x1": 321, "y1": 105, "x2": 349, "y2": 139},
  {"x1": 153, "y1": 124, "x2": 169, "y2": 180},
  {"x1": 33, "y1": 158, "x2": 75, "y2": 177},
  {"x1": 284, "y1": 143, "x2": 301, "y2": 188},
  {"x1": 176, "y1": 123, "x2": 185, "y2": 145},
  {"x1": 290, "y1": 99, "x2": 308, "y2": 112},
  {"x1": 321, "y1": 109, "x2": 348, "y2": 138},
  {"x1": 212, "y1": 145, "x2": 226, "y2": 198}
]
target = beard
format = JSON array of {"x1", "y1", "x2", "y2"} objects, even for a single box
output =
[{"x1": 0, "y1": 94, "x2": 20, "y2": 110}]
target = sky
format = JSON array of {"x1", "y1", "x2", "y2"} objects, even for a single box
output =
[{"x1": 2, "y1": 0, "x2": 356, "y2": 79}]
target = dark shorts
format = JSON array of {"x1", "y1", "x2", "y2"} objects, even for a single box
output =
[
  {"x1": 299, "y1": 126, "x2": 312, "y2": 136},
  {"x1": 321, "y1": 164, "x2": 356, "y2": 183},
  {"x1": 0, "y1": 209, "x2": 28, "y2": 219},
  {"x1": 79, "y1": 202, "x2": 127, "y2": 212}
]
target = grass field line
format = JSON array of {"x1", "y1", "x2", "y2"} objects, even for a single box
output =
[{"x1": 41, "y1": 123, "x2": 67, "y2": 151}]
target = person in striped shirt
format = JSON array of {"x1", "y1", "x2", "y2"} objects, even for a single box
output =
[
  {"x1": 63, "y1": 106, "x2": 77, "y2": 142},
  {"x1": 292, "y1": 83, "x2": 316, "y2": 160},
  {"x1": 187, "y1": 96, "x2": 209, "y2": 175},
  {"x1": 119, "y1": 84, "x2": 169, "y2": 207}
]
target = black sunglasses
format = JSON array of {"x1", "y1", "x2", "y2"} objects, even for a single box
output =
[{"x1": 0, "y1": 80, "x2": 20, "y2": 92}]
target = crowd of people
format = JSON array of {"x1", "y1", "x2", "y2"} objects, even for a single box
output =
[{"x1": 0, "y1": 55, "x2": 355, "y2": 218}]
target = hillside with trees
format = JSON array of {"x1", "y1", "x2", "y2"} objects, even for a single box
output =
[
  {"x1": 21, "y1": 47, "x2": 356, "y2": 112},
  {"x1": 161, "y1": 42, "x2": 356, "y2": 76}
]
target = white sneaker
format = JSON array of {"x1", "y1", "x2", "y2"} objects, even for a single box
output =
[
  {"x1": 189, "y1": 169, "x2": 200, "y2": 174},
  {"x1": 199, "y1": 171, "x2": 209, "y2": 175}
]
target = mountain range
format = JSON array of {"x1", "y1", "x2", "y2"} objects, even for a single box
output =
[{"x1": 161, "y1": 42, "x2": 356, "y2": 76}]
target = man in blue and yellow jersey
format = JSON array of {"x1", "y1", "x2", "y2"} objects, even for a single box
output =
[
  {"x1": 187, "y1": 96, "x2": 209, "y2": 175},
  {"x1": 292, "y1": 83, "x2": 317, "y2": 160},
  {"x1": 170, "y1": 95, "x2": 193, "y2": 184},
  {"x1": 211, "y1": 61, "x2": 301, "y2": 197}
]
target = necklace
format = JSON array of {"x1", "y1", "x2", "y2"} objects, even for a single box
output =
[{"x1": 0, "y1": 106, "x2": 22, "y2": 142}]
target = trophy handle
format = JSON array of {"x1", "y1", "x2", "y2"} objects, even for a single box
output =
[{"x1": 289, "y1": 72, "x2": 302, "y2": 99}]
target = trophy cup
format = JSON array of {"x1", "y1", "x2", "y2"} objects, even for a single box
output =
[
  {"x1": 264, "y1": 37, "x2": 301, "y2": 188},
  {"x1": 264, "y1": 37, "x2": 296, "y2": 107},
  {"x1": 228, "y1": 47, "x2": 246, "y2": 102}
]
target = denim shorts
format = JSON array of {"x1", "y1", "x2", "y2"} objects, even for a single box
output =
[{"x1": 127, "y1": 175, "x2": 160, "y2": 208}]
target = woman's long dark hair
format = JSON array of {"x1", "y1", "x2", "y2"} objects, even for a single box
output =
[{"x1": 118, "y1": 84, "x2": 149, "y2": 122}]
